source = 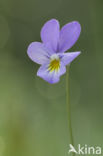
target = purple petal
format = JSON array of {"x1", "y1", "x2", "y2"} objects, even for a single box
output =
[
  {"x1": 58, "y1": 21, "x2": 81, "y2": 53},
  {"x1": 37, "y1": 62, "x2": 66, "y2": 84},
  {"x1": 59, "y1": 51, "x2": 81, "y2": 65},
  {"x1": 27, "y1": 42, "x2": 51, "y2": 65},
  {"x1": 41, "y1": 19, "x2": 60, "y2": 52}
]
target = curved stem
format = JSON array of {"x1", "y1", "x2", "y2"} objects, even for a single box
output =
[{"x1": 66, "y1": 66, "x2": 75, "y2": 156}]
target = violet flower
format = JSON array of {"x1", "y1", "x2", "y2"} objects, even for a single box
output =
[{"x1": 27, "y1": 19, "x2": 81, "y2": 84}]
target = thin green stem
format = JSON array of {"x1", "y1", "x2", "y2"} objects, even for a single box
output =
[{"x1": 66, "y1": 66, "x2": 75, "y2": 156}]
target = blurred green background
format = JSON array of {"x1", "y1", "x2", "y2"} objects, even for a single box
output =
[{"x1": 0, "y1": 0, "x2": 103, "y2": 155}]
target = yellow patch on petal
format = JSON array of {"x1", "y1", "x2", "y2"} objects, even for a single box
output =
[{"x1": 48, "y1": 59, "x2": 60, "y2": 72}]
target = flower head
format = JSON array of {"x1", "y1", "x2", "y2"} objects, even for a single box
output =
[{"x1": 27, "y1": 19, "x2": 81, "y2": 84}]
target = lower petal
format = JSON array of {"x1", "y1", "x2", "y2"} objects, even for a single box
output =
[{"x1": 37, "y1": 62, "x2": 66, "y2": 84}]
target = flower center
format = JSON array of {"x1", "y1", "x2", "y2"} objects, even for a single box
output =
[{"x1": 48, "y1": 54, "x2": 60, "y2": 72}]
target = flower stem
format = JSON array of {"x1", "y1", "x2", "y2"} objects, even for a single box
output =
[{"x1": 66, "y1": 66, "x2": 75, "y2": 156}]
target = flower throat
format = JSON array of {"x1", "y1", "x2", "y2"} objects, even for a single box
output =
[{"x1": 48, "y1": 59, "x2": 60, "y2": 72}]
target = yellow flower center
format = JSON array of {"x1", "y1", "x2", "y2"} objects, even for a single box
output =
[{"x1": 48, "y1": 56, "x2": 60, "y2": 72}]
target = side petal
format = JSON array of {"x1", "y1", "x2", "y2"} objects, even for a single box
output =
[
  {"x1": 27, "y1": 42, "x2": 50, "y2": 65},
  {"x1": 58, "y1": 21, "x2": 81, "y2": 52},
  {"x1": 37, "y1": 62, "x2": 66, "y2": 84},
  {"x1": 41, "y1": 19, "x2": 60, "y2": 52},
  {"x1": 59, "y1": 51, "x2": 81, "y2": 66}
]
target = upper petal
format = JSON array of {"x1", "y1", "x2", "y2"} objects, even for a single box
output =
[
  {"x1": 37, "y1": 62, "x2": 66, "y2": 84},
  {"x1": 27, "y1": 42, "x2": 50, "y2": 65},
  {"x1": 58, "y1": 21, "x2": 81, "y2": 53},
  {"x1": 41, "y1": 19, "x2": 60, "y2": 52},
  {"x1": 59, "y1": 51, "x2": 81, "y2": 66}
]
